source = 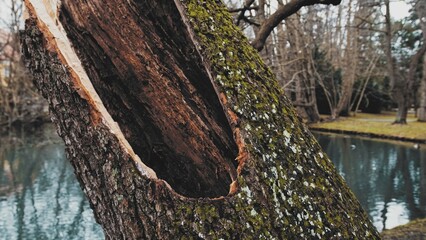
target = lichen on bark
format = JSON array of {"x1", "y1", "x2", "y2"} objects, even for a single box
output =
[
  {"x1": 21, "y1": 0, "x2": 380, "y2": 239},
  {"x1": 181, "y1": 0, "x2": 380, "y2": 238}
]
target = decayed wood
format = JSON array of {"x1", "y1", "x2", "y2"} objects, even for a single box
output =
[
  {"x1": 57, "y1": 0, "x2": 240, "y2": 198},
  {"x1": 21, "y1": 0, "x2": 380, "y2": 239}
]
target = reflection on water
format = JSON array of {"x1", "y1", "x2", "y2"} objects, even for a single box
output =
[
  {"x1": 314, "y1": 132, "x2": 426, "y2": 232},
  {"x1": 0, "y1": 125, "x2": 104, "y2": 239},
  {"x1": 2, "y1": 125, "x2": 423, "y2": 236}
]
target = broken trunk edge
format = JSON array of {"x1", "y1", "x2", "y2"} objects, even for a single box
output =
[
  {"x1": 24, "y1": 0, "x2": 241, "y2": 201},
  {"x1": 24, "y1": 0, "x2": 158, "y2": 179}
]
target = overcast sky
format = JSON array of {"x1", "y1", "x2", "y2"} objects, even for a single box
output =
[{"x1": 389, "y1": 1, "x2": 411, "y2": 20}]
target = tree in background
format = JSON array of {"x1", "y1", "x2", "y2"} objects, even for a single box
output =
[
  {"x1": 384, "y1": 0, "x2": 425, "y2": 124},
  {"x1": 307, "y1": 0, "x2": 388, "y2": 119},
  {"x1": 21, "y1": 0, "x2": 379, "y2": 238},
  {"x1": 228, "y1": 0, "x2": 386, "y2": 121},
  {"x1": 227, "y1": 0, "x2": 341, "y2": 122},
  {"x1": 0, "y1": 0, "x2": 46, "y2": 132},
  {"x1": 416, "y1": 0, "x2": 426, "y2": 121}
]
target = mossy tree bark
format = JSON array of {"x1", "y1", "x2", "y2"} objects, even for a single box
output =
[{"x1": 21, "y1": 0, "x2": 380, "y2": 239}]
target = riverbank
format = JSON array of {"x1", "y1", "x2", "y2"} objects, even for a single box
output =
[
  {"x1": 381, "y1": 219, "x2": 426, "y2": 240},
  {"x1": 309, "y1": 112, "x2": 426, "y2": 238},
  {"x1": 309, "y1": 112, "x2": 426, "y2": 143},
  {"x1": 0, "y1": 96, "x2": 50, "y2": 136}
]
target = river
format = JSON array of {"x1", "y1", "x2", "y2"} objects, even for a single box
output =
[
  {"x1": 0, "y1": 125, "x2": 424, "y2": 237},
  {"x1": 0, "y1": 125, "x2": 104, "y2": 239},
  {"x1": 314, "y1": 131, "x2": 426, "y2": 232}
]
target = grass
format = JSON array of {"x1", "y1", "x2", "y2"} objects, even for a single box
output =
[
  {"x1": 381, "y1": 218, "x2": 426, "y2": 240},
  {"x1": 309, "y1": 112, "x2": 426, "y2": 142}
]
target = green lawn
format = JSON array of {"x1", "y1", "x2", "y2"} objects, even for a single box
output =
[
  {"x1": 381, "y1": 218, "x2": 426, "y2": 240},
  {"x1": 309, "y1": 112, "x2": 426, "y2": 142}
]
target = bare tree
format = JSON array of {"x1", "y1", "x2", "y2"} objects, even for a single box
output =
[
  {"x1": 314, "y1": 0, "x2": 383, "y2": 119},
  {"x1": 0, "y1": 0, "x2": 46, "y2": 131},
  {"x1": 277, "y1": 12, "x2": 321, "y2": 122},
  {"x1": 416, "y1": 0, "x2": 426, "y2": 121},
  {"x1": 384, "y1": 0, "x2": 426, "y2": 124},
  {"x1": 247, "y1": 0, "x2": 341, "y2": 51},
  {"x1": 229, "y1": 1, "x2": 327, "y2": 122}
]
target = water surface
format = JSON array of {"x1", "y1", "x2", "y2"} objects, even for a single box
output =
[
  {"x1": 1, "y1": 125, "x2": 424, "y2": 237},
  {"x1": 314, "y1": 131, "x2": 426, "y2": 232},
  {"x1": 0, "y1": 125, "x2": 104, "y2": 239}
]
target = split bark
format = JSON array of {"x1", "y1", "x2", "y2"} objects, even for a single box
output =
[{"x1": 21, "y1": 0, "x2": 380, "y2": 239}]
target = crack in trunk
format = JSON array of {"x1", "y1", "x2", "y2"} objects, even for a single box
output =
[{"x1": 58, "y1": 0, "x2": 239, "y2": 198}]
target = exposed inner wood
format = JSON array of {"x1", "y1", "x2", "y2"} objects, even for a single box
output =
[
  {"x1": 59, "y1": 0, "x2": 238, "y2": 198},
  {"x1": 24, "y1": 0, "x2": 158, "y2": 179}
]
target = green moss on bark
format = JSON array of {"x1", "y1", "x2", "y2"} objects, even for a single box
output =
[{"x1": 180, "y1": 0, "x2": 380, "y2": 238}]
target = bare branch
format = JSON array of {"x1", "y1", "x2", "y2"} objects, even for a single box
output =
[
  {"x1": 234, "y1": 0, "x2": 256, "y2": 26},
  {"x1": 240, "y1": 16, "x2": 260, "y2": 27},
  {"x1": 282, "y1": 70, "x2": 304, "y2": 89},
  {"x1": 229, "y1": 6, "x2": 258, "y2": 13},
  {"x1": 251, "y1": 0, "x2": 341, "y2": 51}
]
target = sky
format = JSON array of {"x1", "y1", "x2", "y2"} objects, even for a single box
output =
[{"x1": 389, "y1": 1, "x2": 411, "y2": 20}]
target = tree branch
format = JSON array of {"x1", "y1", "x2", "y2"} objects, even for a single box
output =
[
  {"x1": 235, "y1": 0, "x2": 256, "y2": 26},
  {"x1": 240, "y1": 16, "x2": 260, "y2": 27},
  {"x1": 229, "y1": 6, "x2": 258, "y2": 13},
  {"x1": 251, "y1": 0, "x2": 341, "y2": 51}
]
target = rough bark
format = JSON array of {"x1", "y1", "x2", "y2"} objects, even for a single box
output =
[{"x1": 21, "y1": 0, "x2": 379, "y2": 239}]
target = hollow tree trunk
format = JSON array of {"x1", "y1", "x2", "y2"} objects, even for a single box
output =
[{"x1": 21, "y1": 0, "x2": 380, "y2": 239}]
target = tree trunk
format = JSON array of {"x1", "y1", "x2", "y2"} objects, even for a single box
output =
[
  {"x1": 417, "y1": 0, "x2": 426, "y2": 122},
  {"x1": 419, "y1": 54, "x2": 426, "y2": 122},
  {"x1": 21, "y1": 0, "x2": 379, "y2": 239},
  {"x1": 385, "y1": 0, "x2": 426, "y2": 124},
  {"x1": 335, "y1": 0, "x2": 358, "y2": 117},
  {"x1": 393, "y1": 102, "x2": 408, "y2": 124},
  {"x1": 384, "y1": 2, "x2": 405, "y2": 125},
  {"x1": 394, "y1": 44, "x2": 426, "y2": 124}
]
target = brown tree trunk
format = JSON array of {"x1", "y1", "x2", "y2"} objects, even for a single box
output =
[
  {"x1": 385, "y1": 0, "x2": 426, "y2": 124},
  {"x1": 417, "y1": 0, "x2": 426, "y2": 122},
  {"x1": 21, "y1": 0, "x2": 379, "y2": 239},
  {"x1": 419, "y1": 54, "x2": 426, "y2": 122},
  {"x1": 393, "y1": 44, "x2": 426, "y2": 124},
  {"x1": 394, "y1": 103, "x2": 408, "y2": 124}
]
